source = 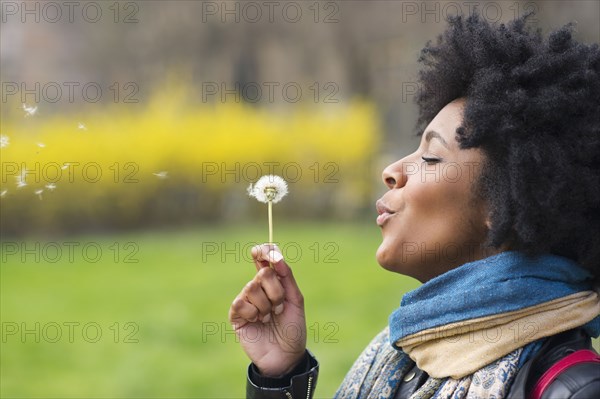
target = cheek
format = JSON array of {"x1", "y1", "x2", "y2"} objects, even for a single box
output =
[
  {"x1": 376, "y1": 177, "x2": 476, "y2": 267},
  {"x1": 412, "y1": 168, "x2": 474, "y2": 210},
  {"x1": 408, "y1": 176, "x2": 485, "y2": 252},
  {"x1": 404, "y1": 176, "x2": 450, "y2": 215}
]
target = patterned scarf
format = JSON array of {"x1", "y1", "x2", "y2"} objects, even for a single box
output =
[{"x1": 335, "y1": 252, "x2": 600, "y2": 398}]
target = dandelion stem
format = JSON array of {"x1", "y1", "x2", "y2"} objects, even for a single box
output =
[
  {"x1": 268, "y1": 200, "x2": 274, "y2": 267},
  {"x1": 268, "y1": 200, "x2": 274, "y2": 244}
]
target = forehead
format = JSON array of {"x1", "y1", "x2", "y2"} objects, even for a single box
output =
[{"x1": 420, "y1": 99, "x2": 466, "y2": 145}]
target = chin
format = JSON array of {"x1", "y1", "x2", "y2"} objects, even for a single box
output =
[
  {"x1": 376, "y1": 244, "x2": 399, "y2": 272},
  {"x1": 376, "y1": 242, "x2": 422, "y2": 280}
]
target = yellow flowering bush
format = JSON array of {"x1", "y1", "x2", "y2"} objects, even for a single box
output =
[{"x1": 0, "y1": 86, "x2": 380, "y2": 236}]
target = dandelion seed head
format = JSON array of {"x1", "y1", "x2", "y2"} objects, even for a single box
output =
[
  {"x1": 78, "y1": 122, "x2": 87, "y2": 131},
  {"x1": 248, "y1": 175, "x2": 288, "y2": 204},
  {"x1": 0, "y1": 135, "x2": 9, "y2": 148}
]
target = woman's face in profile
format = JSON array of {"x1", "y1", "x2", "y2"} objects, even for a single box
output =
[{"x1": 376, "y1": 99, "x2": 491, "y2": 282}]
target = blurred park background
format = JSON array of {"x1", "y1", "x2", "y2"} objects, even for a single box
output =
[{"x1": 1, "y1": 1, "x2": 598, "y2": 397}]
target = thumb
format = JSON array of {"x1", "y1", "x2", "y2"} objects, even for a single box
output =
[{"x1": 267, "y1": 250, "x2": 303, "y2": 306}]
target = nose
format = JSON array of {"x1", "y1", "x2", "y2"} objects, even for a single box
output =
[{"x1": 381, "y1": 158, "x2": 407, "y2": 189}]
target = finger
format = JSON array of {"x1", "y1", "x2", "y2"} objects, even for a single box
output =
[
  {"x1": 250, "y1": 245, "x2": 303, "y2": 309},
  {"x1": 268, "y1": 251, "x2": 304, "y2": 307},
  {"x1": 244, "y1": 280, "x2": 273, "y2": 320},
  {"x1": 256, "y1": 267, "x2": 285, "y2": 314},
  {"x1": 229, "y1": 297, "x2": 259, "y2": 327},
  {"x1": 251, "y1": 244, "x2": 279, "y2": 271}
]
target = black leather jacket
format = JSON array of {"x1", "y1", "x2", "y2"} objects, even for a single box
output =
[{"x1": 246, "y1": 328, "x2": 600, "y2": 399}]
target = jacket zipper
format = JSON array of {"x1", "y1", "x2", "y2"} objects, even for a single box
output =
[
  {"x1": 306, "y1": 375, "x2": 313, "y2": 399},
  {"x1": 284, "y1": 373, "x2": 314, "y2": 399}
]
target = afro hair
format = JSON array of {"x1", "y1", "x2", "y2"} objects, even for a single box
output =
[{"x1": 415, "y1": 12, "x2": 600, "y2": 279}]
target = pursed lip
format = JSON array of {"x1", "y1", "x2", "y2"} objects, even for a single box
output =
[{"x1": 376, "y1": 199, "x2": 396, "y2": 226}]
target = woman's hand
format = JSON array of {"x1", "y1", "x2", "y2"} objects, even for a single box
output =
[{"x1": 229, "y1": 244, "x2": 307, "y2": 377}]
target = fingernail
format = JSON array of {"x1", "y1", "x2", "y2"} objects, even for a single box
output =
[
  {"x1": 274, "y1": 303, "x2": 284, "y2": 315},
  {"x1": 268, "y1": 250, "x2": 283, "y2": 263},
  {"x1": 262, "y1": 313, "x2": 271, "y2": 323}
]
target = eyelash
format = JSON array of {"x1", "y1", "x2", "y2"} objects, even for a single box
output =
[{"x1": 421, "y1": 156, "x2": 441, "y2": 164}]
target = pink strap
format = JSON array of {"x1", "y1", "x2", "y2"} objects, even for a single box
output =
[{"x1": 529, "y1": 349, "x2": 600, "y2": 399}]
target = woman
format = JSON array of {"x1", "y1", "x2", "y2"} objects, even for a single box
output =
[{"x1": 229, "y1": 13, "x2": 600, "y2": 399}]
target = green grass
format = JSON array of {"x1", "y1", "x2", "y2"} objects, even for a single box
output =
[
  {"x1": 2, "y1": 222, "x2": 598, "y2": 398},
  {"x1": 0, "y1": 222, "x2": 419, "y2": 398}
]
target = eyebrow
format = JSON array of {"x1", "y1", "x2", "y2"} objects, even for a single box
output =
[{"x1": 424, "y1": 130, "x2": 449, "y2": 148}]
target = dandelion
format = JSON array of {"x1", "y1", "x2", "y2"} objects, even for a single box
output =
[
  {"x1": 78, "y1": 122, "x2": 87, "y2": 131},
  {"x1": 45, "y1": 183, "x2": 56, "y2": 191},
  {"x1": 247, "y1": 175, "x2": 288, "y2": 204},
  {"x1": 247, "y1": 175, "x2": 288, "y2": 257},
  {"x1": 1, "y1": 190, "x2": 7, "y2": 198},
  {"x1": 0, "y1": 135, "x2": 9, "y2": 148},
  {"x1": 34, "y1": 189, "x2": 44, "y2": 200},
  {"x1": 23, "y1": 104, "x2": 38, "y2": 117},
  {"x1": 153, "y1": 171, "x2": 168, "y2": 179}
]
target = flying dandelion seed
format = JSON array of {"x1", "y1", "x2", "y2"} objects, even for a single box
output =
[
  {"x1": 37, "y1": 142, "x2": 46, "y2": 148},
  {"x1": 247, "y1": 175, "x2": 288, "y2": 260},
  {"x1": 61, "y1": 163, "x2": 71, "y2": 170},
  {"x1": 0, "y1": 135, "x2": 9, "y2": 148},
  {"x1": 35, "y1": 189, "x2": 44, "y2": 200},
  {"x1": 45, "y1": 183, "x2": 56, "y2": 191},
  {"x1": 153, "y1": 171, "x2": 168, "y2": 179},
  {"x1": 78, "y1": 122, "x2": 87, "y2": 131},
  {"x1": 23, "y1": 104, "x2": 38, "y2": 117},
  {"x1": 1, "y1": 190, "x2": 7, "y2": 198},
  {"x1": 15, "y1": 170, "x2": 27, "y2": 188}
]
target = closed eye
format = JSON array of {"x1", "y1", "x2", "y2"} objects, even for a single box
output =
[{"x1": 421, "y1": 156, "x2": 441, "y2": 164}]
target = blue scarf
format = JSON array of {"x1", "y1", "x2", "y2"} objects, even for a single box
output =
[{"x1": 389, "y1": 251, "x2": 600, "y2": 346}]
